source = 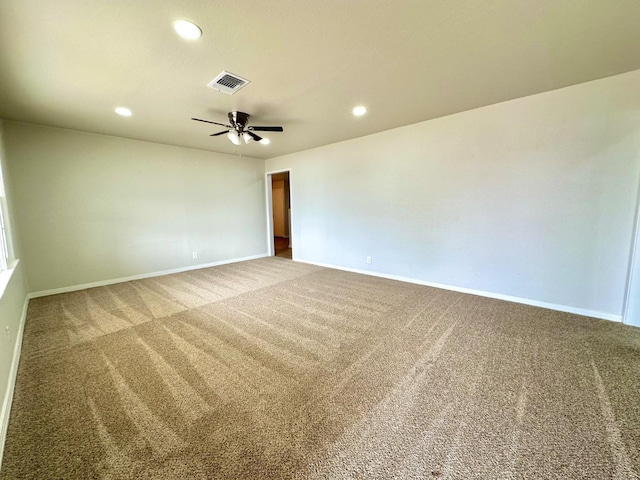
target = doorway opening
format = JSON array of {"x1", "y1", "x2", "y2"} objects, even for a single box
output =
[{"x1": 266, "y1": 170, "x2": 292, "y2": 259}]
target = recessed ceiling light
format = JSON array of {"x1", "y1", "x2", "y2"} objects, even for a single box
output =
[
  {"x1": 114, "y1": 107, "x2": 132, "y2": 117},
  {"x1": 259, "y1": 138, "x2": 271, "y2": 145},
  {"x1": 352, "y1": 106, "x2": 367, "y2": 116},
  {"x1": 173, "y1": 20, "x2": 202, "y2": 40}
]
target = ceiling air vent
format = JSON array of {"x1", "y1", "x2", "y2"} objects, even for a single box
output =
[{"x1": 207, "y1": 71, "x2": 250, "y2": 95}]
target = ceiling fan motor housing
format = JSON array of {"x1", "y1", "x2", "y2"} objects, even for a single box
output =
[{"x1": 229, "y1": 111, "x2": 250, "y2": 131}]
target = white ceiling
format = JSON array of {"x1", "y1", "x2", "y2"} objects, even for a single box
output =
[{"x1": 1, "y1": 1, "x2": 639, "y2": 160}]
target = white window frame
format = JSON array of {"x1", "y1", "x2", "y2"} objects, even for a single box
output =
[
  {"x1": 0, "y1": 204, "x2": 7, "y2": 271},
  {"x1": 0, "y1": 153, "x2": 9, "y2": 271}
]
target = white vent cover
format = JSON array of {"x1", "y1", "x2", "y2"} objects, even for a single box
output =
[{"x1": 207, "y1": 71, "x2": 250, "y2": 95}]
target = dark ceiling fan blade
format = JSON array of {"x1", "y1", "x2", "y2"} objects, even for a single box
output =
[
  {"x1": 249, "y1": 126, "x2": 284, "y2": 132},
  {"x1": 210, "y1": 130, "x2": 229, "y2": 137},
  {"x1": 192, "y1": 117, "x2": 231, "y2": 128},
  {"x1": 246, "y1": 131, "x2": 263, "y2": 142}
]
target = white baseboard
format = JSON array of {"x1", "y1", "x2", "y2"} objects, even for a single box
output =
[
  {"x1": 0, "y1": 296, "x2": 28, "y2": 472},
  {"x1": 296, "y1": 259, "x2": 622, "y2": 322},
  {"x1": 29, "y1": 253, "x2": 270, "y2": 299}
]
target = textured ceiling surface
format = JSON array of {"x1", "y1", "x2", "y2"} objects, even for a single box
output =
[{"x1": 1, "y1": 0, "x2": 639, "y2": 159}]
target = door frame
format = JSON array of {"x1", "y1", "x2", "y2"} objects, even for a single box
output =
[
  {"x1": 622, "y1": 172, "x2": 640, "y2": 327},
  {"x1": 265, "y1": 169, "x2": 292, "y2": 258}
]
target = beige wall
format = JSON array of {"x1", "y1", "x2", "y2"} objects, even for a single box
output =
[
  {"x1": 0, "y1": 262, "x2": 27, "y2": 453},
  {"x1": 266, "y1": 69, "x2": 640, "y2": 319},
  {"x1": 0, "y1": 120, "x2": 28, "y2": 466},
  {"x1": 3, "y1": 122, "x2": 268, "y2": 293}
]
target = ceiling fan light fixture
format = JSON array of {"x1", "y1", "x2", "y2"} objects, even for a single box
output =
[
  {"x1": 173, "y1": 20, "x2": 202, "y2": 40},
  {"x1": 227, "y1": 131, "x2": 241, "y2": 145},
  {"x1": 191, "y1": 113, "x2": 283, "y2": 146}
]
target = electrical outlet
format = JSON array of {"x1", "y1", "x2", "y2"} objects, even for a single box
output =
[
  {"x1": 192, "y1": 252, "x2": 198, "y2": 259},
  {"x1": 366, "y1": 256, "x2": 372, "y2": 264}
]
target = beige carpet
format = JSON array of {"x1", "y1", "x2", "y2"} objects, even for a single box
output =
[{"x1": 2, "y1": 257, "x2": 639, "y2": 479}]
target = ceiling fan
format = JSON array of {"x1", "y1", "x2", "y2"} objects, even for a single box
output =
[{"x1": 191, "y1": 111, "x2": 283, "y2": 145}]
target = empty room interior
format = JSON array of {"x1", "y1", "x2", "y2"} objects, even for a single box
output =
[{"x1": 1, "y1": 1, "x2": 640, "y2": 478}]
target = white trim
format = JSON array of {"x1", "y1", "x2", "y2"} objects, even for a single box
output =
[
  {"x1": 264, "y1": 173, "x2": 275, "y2": 256},
  {"x1": 622, "y1": 168, "x2": 640, "y2": 325},
  {"x1": 296, "y1": 259, "x2": 622, "y2": 322},
  {"x1": 0, "y1": 296, "x2": 28, "y2": 472},
  {"x1": 264, "y1": 168, "x2": 292, "y2": 258},
  {"x1": 28, "y1": 253, "x2": 269, "y2": 299}
]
